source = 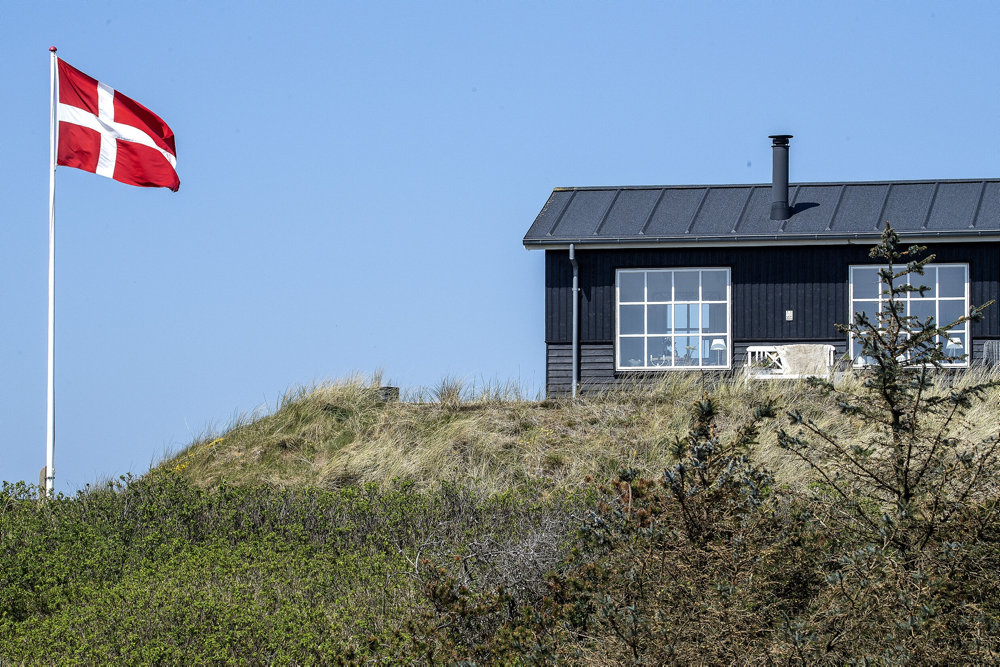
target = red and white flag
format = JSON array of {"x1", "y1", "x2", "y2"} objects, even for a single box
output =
[{"x1": 56, "y1": 59, "x2": 179, "y2": 191}]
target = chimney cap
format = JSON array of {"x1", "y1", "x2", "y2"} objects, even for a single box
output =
[{"x1": 769, "y1": 134, "x2": 793, "y2": 146}]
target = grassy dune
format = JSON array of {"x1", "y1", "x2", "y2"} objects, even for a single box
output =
[{"x1": 156, "y1": 370, "x2": 1000, "y2": 495}]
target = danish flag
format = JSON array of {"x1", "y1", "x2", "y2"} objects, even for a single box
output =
[{"x1": 56, "y1": 59, "x2": 179, "y2": 191}]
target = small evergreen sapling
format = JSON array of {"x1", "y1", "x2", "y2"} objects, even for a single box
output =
[{"x1": 778, "y1": 222, "x2": 999, "y2": 555}]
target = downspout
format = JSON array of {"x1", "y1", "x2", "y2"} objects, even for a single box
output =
[{"x1": 569, "y1": 244, "x2": 579, "y2": 398}]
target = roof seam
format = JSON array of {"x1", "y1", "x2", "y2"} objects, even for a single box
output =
[
  {"x1": 731, "y1": 186, "x2": 755, "y2": 233},
  {"x1": 638, "y1": 189, "x2": 667, "y2": 236},
  {"x1": 547, "y1": 190, "x2": 576, "y2": 236},
  {"x1": 780, "y1": 185, "x2": 801, "y2": 232},
  {"x1": 874, "y1": 184, "x2": 892, "y2": 230},
  {"x1": 592, "y1": 189, "x2": 622, "y2": 236},
  {"x1": 922, "y1": 182, "x2": 940, "y2": 230},
  {"x1": 970, "y1": 181, "x2": 987, "y2": 229},
  {"x1": 685, "y1": 188, "x2": 711, "y2": 234},
  {"x1": 825, "y1": 184, "x2": 846, "y2": 231}
]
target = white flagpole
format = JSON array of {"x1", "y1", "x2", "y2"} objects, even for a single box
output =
[{"x1": 46, "y1": 46, "x2": 57, "y2": 496}]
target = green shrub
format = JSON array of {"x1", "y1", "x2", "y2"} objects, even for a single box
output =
[{"x1": 0, "y1": 475, "x2": 585, "y2": 662}]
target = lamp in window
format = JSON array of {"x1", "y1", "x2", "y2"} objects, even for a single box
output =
[
  {"x1": 710, "y1": 338, "x2": 727, "y2": 366},
  {"x1": 946, "y1": 336, "x2": 963, "y2": 359}
]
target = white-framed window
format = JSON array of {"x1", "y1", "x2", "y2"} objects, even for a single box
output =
[
  {"x1": 849, "y1": 263, "x2": 970, "y2": 367},
  {"x1": 616, "y1": 268, "x2": 731, "y2": 370}
]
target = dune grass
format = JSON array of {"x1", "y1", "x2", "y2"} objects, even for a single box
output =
[{"x1": 155, "y1": 369, "x2": 1000, "y2": 496}]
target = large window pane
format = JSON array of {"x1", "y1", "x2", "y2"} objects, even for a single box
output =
[
  {"x1": 619, "y1": 272, "x2": 645, "y2": 302},
  {"x1": 938, "y1": 300, "x2": 965, "y2": 327},
  {"x1": 706, "y1": 337, "x2": 727, "y2": 366},
  {"x1": 619, "y1": 305, "x2": 644, "y2": 335},
  {"x1": 853, "y1": 300, "x2": 878, "y2": 325},
  {"x1": 852, "y1": 267, "x2": 880, "y2": 299},
  {"x1": 674, "y1": 303, "x2": 699, "y2": 333},
  {"x1": 647, "y1": 272, "x2": 671, "y2": 301},
  {"x1": 703, "y1": 303, "x2": 726, "y2": 333},
  {"x1": 674, "y1": 336, "x2": 700, "y2": 366},
  {"x1": 648, "y1": 336, "x2": 671, "y2": 366},
  {"x1": 619, "y1": 338, "x2": 644, "y2": 367},
  {"x1": 913, "y1": 266, "x2": 936, "y2": 297},
  {"x1": 648, "y1": 304, "x2": 670, "y2": 334},
  {"x1": 674, "y1": 271, "x2": 699, "y2": 300},
  {"x1": 852, "y1": 336, "x2": 873, "y2": 365},
  {"x1": 909, "y1": 299, "x2": 935, "y2": 324},
  {"x1": 943, "y1": 332, "x2": 966, "y2": 358},
  {"x1": 938, "y1": 266, "x2": 965, "y2": 298},
  {"x1": 702, "y1": 270, "x2": 727, "y2": 301}
]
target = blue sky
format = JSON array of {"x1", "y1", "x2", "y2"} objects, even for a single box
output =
[{"x1": 3, "y1": 1, "x2": 999, "y2": 492}]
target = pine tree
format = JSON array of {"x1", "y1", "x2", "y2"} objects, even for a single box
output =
[{"x1": 778, "y1": 222, "x2": 998, "y2": 555}]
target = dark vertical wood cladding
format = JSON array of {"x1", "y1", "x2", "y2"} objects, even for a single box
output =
[
  {"x1": 544, "y1": 250, "x2": 569, "y2": 345},
  {"x1": 968, "y1": 246, "x2": 1000, "y2": 337},
  {"x1": 545, "y1": 243, "x2": 1000, "y2": 344}
]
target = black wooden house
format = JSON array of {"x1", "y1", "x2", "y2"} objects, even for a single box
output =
[{"x1": 523, "y1": 136, "x2": 1000, "y2": 396}]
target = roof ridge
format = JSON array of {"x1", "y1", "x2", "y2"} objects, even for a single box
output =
[{"x1": 550, "y1": 178, "x2": 1000, "y2": 192}]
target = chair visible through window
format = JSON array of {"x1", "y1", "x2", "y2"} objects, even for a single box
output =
[{"x1": 745, "y1": 344, "x2": 835, "y2": 381}]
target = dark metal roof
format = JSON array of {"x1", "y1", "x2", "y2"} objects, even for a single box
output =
[{"x1": 523, "y1": 179, "x2": 1000, "y2": 247}]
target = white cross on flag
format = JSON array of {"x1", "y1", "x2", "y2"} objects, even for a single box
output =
[{"x1": 56, "y1": 59, "x2": 179, "y2": 191}]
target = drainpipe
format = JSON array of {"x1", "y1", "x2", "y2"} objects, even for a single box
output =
[{"x1": 569, "y1": 244, "x2": 579, "y2": 398}]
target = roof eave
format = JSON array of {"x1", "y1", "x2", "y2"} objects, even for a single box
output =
[{"x1": 522, "y1": 229, "x2": 1000, "y2": 250}]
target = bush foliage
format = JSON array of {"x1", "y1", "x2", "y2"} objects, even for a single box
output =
[{"x1": 0, "y1": 474, "x2": 586, "y2": 662}]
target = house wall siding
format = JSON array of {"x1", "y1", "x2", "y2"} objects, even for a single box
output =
[
  {"x1": 546, "y1": 338, "x2": 997, "y2": 396},
  {"x1": 543, "y1": 243, "x2": 1000, "y2": 395},
  {"x1": 546, "y1": 340, "x2": 850, "y2": 395}
]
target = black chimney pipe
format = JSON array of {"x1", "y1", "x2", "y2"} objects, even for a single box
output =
[{"x1": 769, "y1": 134, "x2": 793, "y2": 221}]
